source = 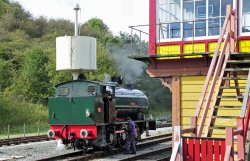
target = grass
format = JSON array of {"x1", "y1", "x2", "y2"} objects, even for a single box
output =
[{"x1": 0, "y1": 122, "x2": 49, "y2": 139}]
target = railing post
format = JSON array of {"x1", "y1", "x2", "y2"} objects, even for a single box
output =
[
  {"x1": 226, "y1": 5, "x2": 235, "y2": 53},
  {"x1": 170, "y1": 126, "x2": 182, "y2": 161},
  {"x1": 191, "y1": 116, "x2": 197, "y2": 137},
  {"x1": 224, "y1": 127, "x2": 234, "y2": 161},
  {"x1": 244, "y1": 96, "x2": 250, "y2": 140},
  {"x1": 237, "y1": 117, "x2": 245, "y2": 161},
  {"x1": 38, "y1": 120, "x2": 40, "y2": 136},
  {"x1": 7, "y1": 124, "x2": 10, "y2": 139},
  {"x1": 24, "y1": 123, "x2": 26, "y2": 138}
]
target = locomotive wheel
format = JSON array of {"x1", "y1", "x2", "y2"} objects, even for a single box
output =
[
  {"x1": 117, "y1": 124, "x2": 127, "y2": 148},
  {"x1": 74, "y1": 139, "x2": 83, "y2": 150},
  {"x1": 106, "y1": 126, "x2": 116, "y2": 148}
]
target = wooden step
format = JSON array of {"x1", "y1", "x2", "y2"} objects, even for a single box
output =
[
  {"x1": 217, "y1": 95, "x2": 244, "y2": 99},
  {"x1": 220, "y1": 86, "x2": 245, "y2": 89},
  {"x1": 224, "y1": 68, "x2": 250, "y2": 72},
  {"x1": 231, "y1": 52, "x2": 250, "y2": 58},
  {"x1": 211, "y1": 116, "x2": 237, "y2": 119},
  {"x1": 209, "y1": 125, "x2": 238, "y2": 129},
  {"x1": 222, "y1": 77, "x2": 247, "y2": 80},
  {"x1": 227, "y1": 59, "x2": 250, "y2": 64},
  {"x1": 214, "y1": 105, "x2": 242, "y2": 108},
  {"x1": 209, "y1": 126, "x2": 236, "y2": 130}
]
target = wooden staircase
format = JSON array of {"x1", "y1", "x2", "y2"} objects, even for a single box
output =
[{"x1": 205, "y1": 53, "x2": 250, "y2": 137}]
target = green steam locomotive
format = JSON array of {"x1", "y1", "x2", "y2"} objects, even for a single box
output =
[{"x1": 47, "y1": 79, "x2": 156, "y2": 151}]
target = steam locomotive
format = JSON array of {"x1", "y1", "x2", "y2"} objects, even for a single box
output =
[{"x1": 47, "y1": 79, "x2": 156, "y2": 151}]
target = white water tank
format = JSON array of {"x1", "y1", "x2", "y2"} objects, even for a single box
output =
[{"x1": 56, "y1": 36, "x2": 96, "y2": 71}]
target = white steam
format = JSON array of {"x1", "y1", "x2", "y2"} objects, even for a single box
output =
[
  {"x1": 56, "y1": 139, "x2": 66, "y2": 151},
  {"x1": 112, "y1": 48, "x2": 146, "y2": 84}
]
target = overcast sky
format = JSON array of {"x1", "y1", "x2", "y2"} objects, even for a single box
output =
[{"x1": 13, "y1": 0, "x2": 149, "y2": 37}]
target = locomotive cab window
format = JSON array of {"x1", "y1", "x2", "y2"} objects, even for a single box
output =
[{"x1": 55, "y1": 81, "x2": 100, "y2": 97}]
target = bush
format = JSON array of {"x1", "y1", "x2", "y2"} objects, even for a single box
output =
[{"x1": 0, "y1": 92, "x2": 48, "y2": 128}]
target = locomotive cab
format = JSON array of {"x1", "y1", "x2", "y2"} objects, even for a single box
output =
[{"x1": 101, "y1": 84, "x2": 116, "y2": 123}]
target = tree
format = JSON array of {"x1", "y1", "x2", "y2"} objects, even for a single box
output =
[
  {"x1": 0, "y1": 29, "x2": 31, "y2": 73},
  {"x1": 45, "y1": 48, "x2": 72, "y2": 95},
  {"x1": 0, "y1": 2, "x2": 31, "y2": 32},
  {"x1": 81, "y1": 18, "x2": 111, "y2": 35},
  {"x1": 24, "y1": 16, "x2": 48, "y2": 38},
  {"x1": 46, "y1": 19, "x2": 74, "y2": 36},
  {"x1": 0, "y1": 0, "x2": 11, "y2": 17},
  {"x1": 80, "y1": 18, "x2": 114, "y2": 44},
  {"x1": 0, "y1": 59, "x2": 14, "y2": 91},
  {"x1": 6, "y1": 48, "x2": 50, "y2": 103}
]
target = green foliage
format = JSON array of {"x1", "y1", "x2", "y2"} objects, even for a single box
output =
[
  {"x1": 0, "y1": 58, "x2": 14, "y2": 91},
  {"x1": 0, "y1": 0, "x2": 10, "y2": 17},
  {"x1": 0, "y1": 2, "x2": 31, "y2": 32},
  {"x1": 24, "y1": 16, "x2": 48, "y2": 38},
  {"x1": 80, "y1": 18, "x2": 114, "y2": 44},
  {"x1": 0, "y1": 92, "x2": 47, "y2": 128},
  {"x1": 85, "y1": 43, "x2": 117, "y2": 81},
  {"x1": 46, "y1": 19, "x2": 74, "y2": 36},
  {"x1": 81, "y1": 18, "x2": 111, "y2": 35},
  {"x1": 45, "y1": 48, "x2": 72, "y2": 95},
  {"x1": 5, "y1": 48, "x2": 50, "y2": 103}
]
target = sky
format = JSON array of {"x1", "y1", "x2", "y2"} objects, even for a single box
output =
[{"x1": 13, "y1": 0, "x2": 149, "y2": 38}]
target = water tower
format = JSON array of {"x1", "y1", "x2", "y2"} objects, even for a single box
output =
[{"x1": 56, "y1": 4, "x2": 96, "y2": 80}]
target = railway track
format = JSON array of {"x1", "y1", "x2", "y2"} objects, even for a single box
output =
[
  {"x1": 36, "y1": 133, "x2": 172, "y2": 161},
  {"x1": 117, "y1": 146, "x2": 172, "y2": 161},
  {"x1": 0, "y1": 135, "x2": 51, "y2": 147},
  {"x1": 157, "y1": 123, "x2": 172, "y2": 128},
  {"x1": 0, "y1": 123, "x2": 171, "y2": 147}
]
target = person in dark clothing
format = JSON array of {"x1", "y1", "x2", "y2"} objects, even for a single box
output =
[{"x1": 124, "y1": 117, "x2": 136, "y2": 154}]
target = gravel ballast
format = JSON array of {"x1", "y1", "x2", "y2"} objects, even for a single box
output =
[{"x1": 0, "y1": 127, "x2": 172, "y2": 161}]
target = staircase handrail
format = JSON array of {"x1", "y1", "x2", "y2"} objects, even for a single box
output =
[
  {"x1": 195, "y1": 5, "x2": 235, "y2": 137},
  {"x1": 240, "y1": 69, "x2": 250, "y2": 142},
  {"x1": 195, "y1": 10, "x2": 231, "y2": 118},
  {"x1": 240, "y1": 69, "x2": 250, "y2": 117}
]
